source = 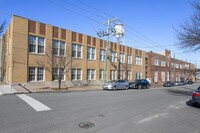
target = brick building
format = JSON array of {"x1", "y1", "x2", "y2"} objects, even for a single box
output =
[
  {"x1": 2, "y1": 15, "x2": 146, "y2": 87},
  {"x1": 146, "y1": 50, "x2": 195, "y2": 84}
]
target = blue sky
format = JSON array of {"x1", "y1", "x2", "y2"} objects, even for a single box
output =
[{"x1": 0, "y1": 0, "x2": 199, "y2": 67}]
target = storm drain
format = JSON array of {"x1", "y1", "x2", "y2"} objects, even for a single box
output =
[{"x1": 79, "y1": 122, "x2": 94, "y2": 129}]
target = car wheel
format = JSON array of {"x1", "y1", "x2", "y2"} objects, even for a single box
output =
[
  {"x1": 125, "y1": 85, "x2": 129, "y2": 90},
  {"x1": 138, "y1": 85, "x2": 142, "y2": 89},
  {"x1": 113, "y1": 86, "x2": 116, "y2": 91},
  {"x1": 192, "y1": 102, "x2": 198, "y2": 107},
  {"x1": 146, "y1": 85, "x2": 150, "y2": 89}
]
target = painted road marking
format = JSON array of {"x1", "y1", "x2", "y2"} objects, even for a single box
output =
[{"x1": 17, "y1": 94, "x2": 51, "y2": 112}]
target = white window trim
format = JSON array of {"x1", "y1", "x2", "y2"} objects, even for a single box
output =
[
  {"x1": 29, "y1": 36, "x2": 45, "y2": 54},
  {"x1": 87, "y1": 47, "x2": 96, "y2": 60},
  {"x1": 136, "y1": 56, "x2": 142, "y2": 65},
  {"x1": 53, "y1": 40, "x2": 66, "y2": 56},
  {"x1": 72, "y1": 44, "x2": 82, "y2": 58},
  {"x1": 100, "y1": 49, "x2": 106, "y2": 61},
  {"x1": 29, "y1": 67, "x2": 45, "y2": 82},
  {"x1": 52, "y1": 68, "x2": 65, "y2": 81},
  {"x1": 127, "y1": 55, "x2": 132, "y2": 64},
  {"x1": 87, "y1": 69, "x2": 95, "y2": 80},
  {"x1": 72, "y1": 69, "x2": 82, "y2": 80}
]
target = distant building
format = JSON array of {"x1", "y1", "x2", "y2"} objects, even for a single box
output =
[{"x1": 146, "y1": 50, "x2": 195, "y2": 84}]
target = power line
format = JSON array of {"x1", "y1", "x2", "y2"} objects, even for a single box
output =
[
  {"x1": 45, "y1": 0, "x2": 103, "y2": 25},
  {"x1": 61, "y1": 0, "x2": 107, "y2": 20},
  {"x1": 75, "y1": 0, "x2": 114, "y2": 18}
]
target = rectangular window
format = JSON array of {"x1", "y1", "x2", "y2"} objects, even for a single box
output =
[
  {"x1": 29, "y1": 67, "x2": 44, "y2": 81},
  {"x1": 110, "y1": 51, "x2": 117, "y2": 62},
  {"x1": 72, "y1": 69, "x2": 82, "y2": 80},
  {"x1": 100, "y1": 49, "x2": 106, "y2": 61},
  {"x1": 110, "y1": 70, "x2": 116, "y2": 80},
  {"x1": 29, "y1": 35, "x2": 45, "y2": 54},
  {"x1": 29, "y1": 67, "x2": 36, "y2": 81},
  {"x1": 136, "y1": 56, "x2": 142, "y2": 65},
  {"x1": 161, "y1": 71, "x2": 165, "y2": 82},
  {"x1": 127, "y1": 55, "x2": 132, "y2": 64},
  {"x1": 87, "y1": 69, "x2": 95, "y2": 80},
  {"x1": 175, "y1": 64, "x2": 179, "y2": 68},
  {"x1": 100, "y1": 69, "x2": 104, "y2": 80},
  {"x1": 180, "y1": 64, "x2": 183, "y2": 69},
  {"x1": 53, "y1": 40, "x2": 65, "y2": 56},
  {"x1": 52, "y1": 68, "x2": 64, "y2": 80},
  {"x1": 161, "y1": 61, "x2": 166, "y2": 67},
  {"x1": 128, "y1": 71, "x2": 132, "y2": 80},
  {"x1": 154, "y1": 71, "x2": 158, "y2": 82},
  {"x1": 37, "y1": 68, "x2": 44, "y2": 81},
  {"x1": 120, "y1": 53, "x2": 125, "y2": 63},
  {"x1": 135, "y1": 72, "x2": 142, "y2": 79},
  {"x1": 87, "y1": 47, "x2": 96, "y2": 60},
  {"x1": 72, "y1": 44, "x2": 82, "y2": 58},
  {"x1": 120, "y1": 70, "x2": 125, "y2": 79},
  {"x1": 154, "y1": 59, "x2": 159, "y2": 66}
]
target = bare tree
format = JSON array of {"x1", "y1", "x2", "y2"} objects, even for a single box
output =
[
  {"x1": 175, "y1": 1, "x2": 200, "y2": 52},
  {"x1": 0, "y1": 20, "x2": 6, "y2": 35},
  {"x1": 0, "y1": 20, "x2": 6, "y2": 81},
  {"x1": 37, "y1": 45, "x2": 72, "y2": 89}
]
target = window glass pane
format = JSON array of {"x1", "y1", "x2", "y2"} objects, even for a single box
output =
[
  {"x1": 53, "y1": 40, "x2": 59, "y2": 48},
  {"x1": 29, "y1": 67, "x2": 35, "y2": 81},
  {"x1": 38, "y1": 38, "x2": 44, "y2": 46},
  {"x1": 29, "y1": 36, "x2": 36, "y2": 45},
  {"x1": 38, "y1": 46, "x2": 44, "y2": 53},
  {"x1": 37, "y1": 68, "x2": 44, "y2": 81}
]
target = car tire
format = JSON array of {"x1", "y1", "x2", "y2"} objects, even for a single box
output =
[
  {"x1": 192, "y1": 102, "x2": 198, "y2": 107},
  {"x1": 146, "y1": 85, "x2": 150, "y2": 89},
  {"x1": 138, "y1": 85, "x2": 142, "y2": 89},
  {"x1": 113, "y1": 86, "x2": 116, "y2": 91},
  {"x1": 125, "y1": 85, "x2": 129, "y2": 90}
]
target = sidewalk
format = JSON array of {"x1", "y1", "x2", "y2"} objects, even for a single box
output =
[
  {"x1": 0, "y1": 85, "x2": 16, "y2": 95},
  {"x1": 0, "y1": 83, "x2": 164, "y2": 95}
]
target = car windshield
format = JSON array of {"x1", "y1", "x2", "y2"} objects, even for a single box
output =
[{"x1": 107, "y1": 80, "x2": 117, "y2": 83}]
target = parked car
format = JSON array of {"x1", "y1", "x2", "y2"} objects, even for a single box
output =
[
  {"x1": 163, "y1": 81, "x2": 174, "y2": 87},
  {"x1": 187, "y1": 80, "x2": 194, "y2": 84},
  {"x1": 192, "y1": 86, "x2": 200, "y2": 107},
  {"x1": 102, "y1": 80, "x2": 129, "y2": 91},
  {"x1": 180, "y1": 80, "x2": 187, "y2": 85},
  {"x1": 129, "y1": 79, "x2": 150, "y2": 89},
  {"x1": 174, "y1": 81, "x2": 184, "y2": 86}
]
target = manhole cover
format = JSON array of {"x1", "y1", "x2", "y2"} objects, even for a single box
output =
[{"x1": 79, "y1": 122, "x2": 94, "y2": 129}]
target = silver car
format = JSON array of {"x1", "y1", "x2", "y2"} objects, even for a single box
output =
[{"x1": 103, "y1": 80, "x2": 129, "y2": 91}]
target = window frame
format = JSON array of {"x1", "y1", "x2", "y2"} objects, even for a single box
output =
[
  {"x1": 29, "y1": 35, "x2": 45, "y2": 54},
  {"x1": 28, "y1": 67, "x2": 44, "y2": 82},
  {"x1": 72, "y1": 44, "x2": 82, "y2": 58},
  {"x1": 87, "y1": 47, "x2": 96, "y2": 60},
  {"x1": 72, "y1": 68, "x2": 82, "y2": 80}
]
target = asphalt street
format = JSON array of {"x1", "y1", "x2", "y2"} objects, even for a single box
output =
[{"x1": 0, "y1": 84, "x2": 200, "y2": 133}]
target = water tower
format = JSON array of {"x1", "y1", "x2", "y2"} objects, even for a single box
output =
[{"x1": 113, "y1": 24, "x2": 124, "y2": 44}]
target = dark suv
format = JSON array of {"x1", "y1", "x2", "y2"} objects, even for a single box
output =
[{"x1": 129, "y1": 79, "x2": 150, "y2": 89}]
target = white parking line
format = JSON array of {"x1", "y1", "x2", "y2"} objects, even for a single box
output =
[{"x1": 17, "y1": 94, "x2": 51, "y2": 112}]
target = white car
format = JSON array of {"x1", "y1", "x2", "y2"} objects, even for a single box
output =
[{"x1": 103, "y1": 80, "x2": 129, "y2": 91}]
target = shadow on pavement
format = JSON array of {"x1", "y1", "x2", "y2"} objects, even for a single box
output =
[
  {"x1": 166, "y1": 88, "x2": 193, "y2": 96},
  {"x1": 186, "y1": 100, "x2": 200, "y2": 109}
]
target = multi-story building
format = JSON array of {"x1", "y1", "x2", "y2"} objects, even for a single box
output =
[
  {"x1": 2, "y1": 15, "x2": 146, "y2": 87},
  {"x1": 146, "y1": 50, "x2": 195, "y2": 84}
]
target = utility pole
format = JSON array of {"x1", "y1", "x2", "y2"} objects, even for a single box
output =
[
  {"x1": 172, "y1": 53, "x2": 175, "y2": 82},
  {"x1": 97, "y1": 18, "x2": 118, "y2": 83}
]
